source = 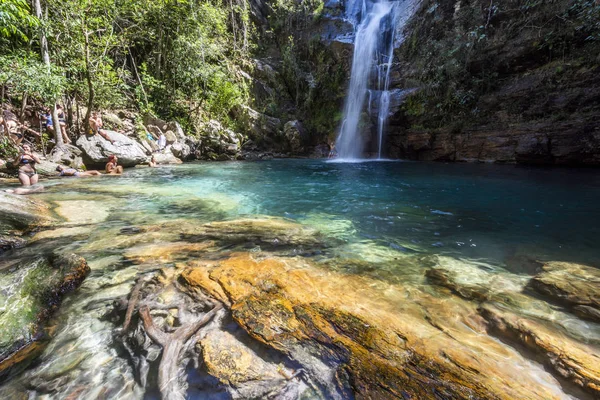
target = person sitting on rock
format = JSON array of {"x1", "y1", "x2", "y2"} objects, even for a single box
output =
[
  {"x1": 56, "y1": 165, "x2": 102, "y2": 177},
  {"x1": 13, "y1": 144, "x2": 41, "y2": 186},
  {"x1": 89, "y1": 112, "x2": 115, "y2": 144},
  {"x1": 105, "y1": 155, "x2": 123, "y2": 175}
]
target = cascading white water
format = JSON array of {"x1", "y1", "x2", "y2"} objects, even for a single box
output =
[
  {"x1": 335, "y1": 0, "x2": 419, "y2": 160},
  {"x1": 336, "y1": 2, "x2": 393, "y2": 160}
]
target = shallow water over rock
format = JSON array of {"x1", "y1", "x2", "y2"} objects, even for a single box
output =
[{"x1": 0, "y1": 160, "x2": 598, "y2": 399}]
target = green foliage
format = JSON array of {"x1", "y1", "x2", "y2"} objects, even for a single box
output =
[
  {"x1": 0, "y1": 136, "x2": 19, "y2": 160},
  {"x1": 568, "y1": 0, "x2": 600, "y2": 41},
  {"x1": 0, "y1": 0, "x2": 38, "y2": 41},
  {"x1": 1, "y1": 0, "x2": 254, "y2": 136},
  {"x1": 0, "y1": 54, "x2": 66, "y2": 104},
  {"x1": 397, "y1": 0, "x2": 600, "y2": 131}
]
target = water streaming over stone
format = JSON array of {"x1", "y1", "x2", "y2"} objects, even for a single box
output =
[{"x1": 336, "y1": 0, "x2": 419, "y2": 159}]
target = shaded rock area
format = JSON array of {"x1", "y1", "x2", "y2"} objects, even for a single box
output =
[
  {"x1": 528, "y1": 261, "x2": 600, "y2": 322},
  {"x1": 386, "y1": 0, "x2": 600, "y2": 165},
  {"x1": 0, "y1": 252, "x2": 90, "y2": 380}
]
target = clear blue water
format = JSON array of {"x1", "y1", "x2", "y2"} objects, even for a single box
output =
[
  {"x1": 2, "y1": 158, "x2": 599, "y2": 399},
  {"x1": 113, "y1": 159, "x2": 600, "y2": 268}
]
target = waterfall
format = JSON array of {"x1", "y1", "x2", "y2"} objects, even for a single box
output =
[{"x1": 335, "y1": 0, "x2": 419, "y2": 160}]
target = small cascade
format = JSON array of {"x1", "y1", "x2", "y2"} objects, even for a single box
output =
[{"x1": 336, "y1": 0, "x2": 419, "y2": 160}]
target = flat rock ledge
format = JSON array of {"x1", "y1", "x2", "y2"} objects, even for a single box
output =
[
  {"x1": 425, "y1": 260, "x2": 600, "y2": 398},
  {"x1": 0, "y1": 253, "x2": 90, "y2": 381},
  {"x1": 176, "y1": 253, "x2": 574, "y2": 399},
  {"x1": 527, "y1": 261, "x2": 600, "y2": 322}
]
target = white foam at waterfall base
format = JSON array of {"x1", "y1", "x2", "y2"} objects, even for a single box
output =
[
  {"x1": 336, "y1": 2, "x2": 393, "y2": 159},
  {"x1": 336, "y1": 0, "x2": 420, "y2": 160}
]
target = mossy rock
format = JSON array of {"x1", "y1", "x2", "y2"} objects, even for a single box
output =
[{"x1": 0, "y1": 252, "x2": 90, "y2": 381}]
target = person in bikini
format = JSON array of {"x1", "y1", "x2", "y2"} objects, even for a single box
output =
[
  {"x1": 89, "y1": 112, "x2": 115, "y2": 144},
  {"x1": 12, "y1": 144, "x2": 41, "y2": 186},
  {"x1": 105, "y1": 154, "x2": 123, "y2": 175},
  {"x1": 56, "y1": 165, "x2": 102, "y2": 177}
]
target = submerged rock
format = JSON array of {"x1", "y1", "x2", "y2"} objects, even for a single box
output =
[
  {"x1": 186, "y1": 217, "x2": 326, "y2": 250},
  {"x1": 425, "y1": 255, "x2": 530, "y2": 301},
  {"x1": 528, "y1": 261, "x2": 600, "y2": 322},
  {"x1": 480, "y1": 303, "x2": 600, "y2": 398},
  {"x1": 0, "y1": 192, "x2": 52, "y2": 233},
  {"x1": 0, "y1": 252, "x2": 90, "y2": 380},
  {"x1": 181, "y1": 252, "x2": 574, "y2": 399}
]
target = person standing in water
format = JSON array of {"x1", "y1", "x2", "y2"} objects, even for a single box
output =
[
  {"x1": 105, "y1": 155, "x2": 124, "y2": 175},
  {"x1": 13, "y1": 144, "x2": 41, "y2": 186}
]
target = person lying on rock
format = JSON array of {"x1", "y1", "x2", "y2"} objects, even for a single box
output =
[
  {"x1": 105, "y1": 155, "x2": 124, "y2": 175},
  {"x1": 56, "y1": 165, "x2": 102, "y2": 177},
  {"x1": 89, "y1": 112, "x2": 115, "y2": 144},
  {"x1": 13, "y1": 144, "x2": 41, "y2": 186}
]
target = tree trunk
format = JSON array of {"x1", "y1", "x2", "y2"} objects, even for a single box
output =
[
  {"x1": 129, "y1": 48, "x2": 148, "y2": 108},
  {"x1": 52, "y1": 104, "x2": 65, "y2": 147},
  {"x1": 34, "y1": 0, "x2": 50, "y2": 65},
  {"x1": 35, "y1": 0, "x2": 64, "y2": 147},
  {"x1": 82, "y1": 18, "x2": 94, "y2": 136},
  {"x1": 20, "y1": 92, "x2": 28, "y2": 123}
]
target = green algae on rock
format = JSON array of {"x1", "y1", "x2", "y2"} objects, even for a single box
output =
[{"x1": 0, "y1": 253, "x2": 90, "y2": 380}]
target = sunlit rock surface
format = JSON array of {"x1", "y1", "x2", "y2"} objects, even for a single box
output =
[
  {"x1": 0, "y1": 192, "x2": 52, "y2": 233},
  {"x1": 480, "y1": 304, "x2": 600, "y2": 398},
  {"x1": 76, "y1": 130, "x2": 148, "y2": 167},
  {"x1": 182, "y1": 252, "x2": 573, "y2": 399},
  {"x1": 528, "y1": 261, "x2": 600, "y2": 322}
]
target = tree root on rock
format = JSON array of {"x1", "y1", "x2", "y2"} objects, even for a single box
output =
[
  {"x1": 115, "y1": 272, "x2": 223, "y2": 400},
  {"x1": 139, "y1": 303, "x2": 222, "y2": 400}
]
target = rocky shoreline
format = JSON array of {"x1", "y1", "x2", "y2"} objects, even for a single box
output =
[{"x1": 0, "y1": 189, "x2": 598, "y2": 399}]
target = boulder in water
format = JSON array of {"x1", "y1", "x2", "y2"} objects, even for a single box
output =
[
  {"x1": 152, "y1": 152, "x2": 182, "y2": 165},
  {"x1": 75, "y1": 130, "x2": 148, "y2": 167}
]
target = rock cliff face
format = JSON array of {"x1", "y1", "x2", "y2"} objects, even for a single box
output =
[
  {"x1": 249, "y1": 0, "x2": 600, "y2": 164},
  {"x1": 384, "y1": 0, "x2": 600, "y2": 165}
]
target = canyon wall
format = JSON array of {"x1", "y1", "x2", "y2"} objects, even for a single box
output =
[{"x1": 385, "y1": 0, "x2": 600, "y2": 165}]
